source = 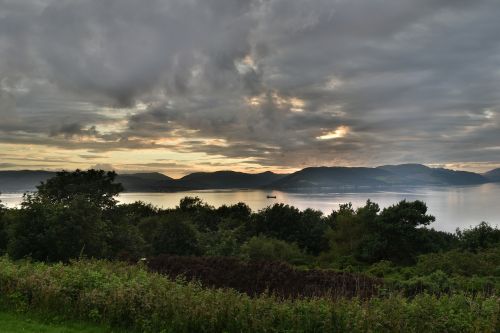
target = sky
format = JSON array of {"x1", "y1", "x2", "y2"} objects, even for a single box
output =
[{"x1": 0, "y1": 0, "x2": 500, "y2": 177}]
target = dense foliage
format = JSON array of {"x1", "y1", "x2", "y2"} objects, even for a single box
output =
[
  {"x1": 0, "y1": 169, "x2": 499, "y2": 331},
  {"x1": 0, "y1": 258, "x2": 498, "y2": 333},
  {"x1": 0, "y1": 170, "x2": 499, "y2": 296}
]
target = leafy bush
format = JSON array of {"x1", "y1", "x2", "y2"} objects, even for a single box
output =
[
  {"x1": 414, "y1": 248, "x2": 500, "y2": 277},
  {"x1": 365, "y1": 249, "x2": 500, "y2": 296},
  {"x1": 457, "y1": 222, "x2": 500, "y2": 251},
  {"x1": 198, "y1": 228, "x2": 241, "y2": 256},
  {"x1": 240, "y1": 236, "x2": 309, "y2": 265}
]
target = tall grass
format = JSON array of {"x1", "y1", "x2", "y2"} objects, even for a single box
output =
[
  {"x1": 0, "y1": 256, "x2": 498, "y2": 333},
  {"x1": 0, "y1": 311, "x2": 126, "y2": 333}
]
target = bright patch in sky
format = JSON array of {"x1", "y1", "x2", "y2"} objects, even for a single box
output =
[{"x1": 316, "y1": 126, "x2": 350, "y2": 140}]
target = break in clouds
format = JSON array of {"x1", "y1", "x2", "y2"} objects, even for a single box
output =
[{"x1": 1, "y1": 0, "x2": 500, "y2": 174}]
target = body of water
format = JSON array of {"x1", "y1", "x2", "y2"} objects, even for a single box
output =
[{"x1": 1, "y1": 183, "x2": 500, "y2": 232}]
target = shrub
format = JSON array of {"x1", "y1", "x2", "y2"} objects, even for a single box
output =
[
  {"x1": 198, "y1": 229, "x2": 240, "y2": 257},
  {"x1": 240, "y1": 236, "x2": 309, "y2": 264},
  {"x1": 146, "y1": 255, "x2": 380, "y2": 299},
  {"x1": 457, "y1": 222, "x2": 500, "y2": 251},
  {"x1": 414, "y1": 248, "x2": 500, "y2": 277}
]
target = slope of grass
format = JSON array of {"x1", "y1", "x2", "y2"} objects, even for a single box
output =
[
  {"x1": 0, "y1": 311, "x2": 125, "y2": 333},
  {"x1": 0, "y1": 257, "x2": 498, "y2": 333}
]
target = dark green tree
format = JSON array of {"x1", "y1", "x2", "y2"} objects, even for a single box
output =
[
  {"x1": 0, "y1": 198, "x2": 7, "y2": 254},
  {"x1": 216, "y1": 203, "x2": 251, "y2": 222},
  {"x1": 8, "y1": 194, "x2": 107, "y2": 261},
  {"x1": 103, "y1": 202, "x2": 156, "y2": 260},
  {"x1": 326, "y1": 201, "x2": 379, "y2": 258},
  {"x1": 457, "y1": 222, "x2": 500, "y2": 252},
  {"x1": 6, "y1": 170, "x2": 124, "y2": 261},
  {"x1": 178, "y1": 197, "x2": 220, "y2": 231},
  {"x1": 250, "y1": 204, "x2": 330, "y2": 254},
  {"x1": 179, "y1": 197, "x2": 206, "y2": 212},
  {"x1": 139, "y1": 215, "x2": 200, "y2": 256},
  {"x1": 36, "y1": 169, "x2": 123, "y2": 209},
  {"x1": 358, "y1": 200, "x2": 435, "y2": 264}
]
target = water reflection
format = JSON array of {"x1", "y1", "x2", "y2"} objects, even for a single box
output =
[{"x1": 1, "y1": 184, "x2": 499, "y2": 232}]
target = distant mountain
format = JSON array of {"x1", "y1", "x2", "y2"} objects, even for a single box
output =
[
  {"x1": 270, "y1": 164, "x2": 489, "y2": 190},
  {"x1": 0, "y1": 170, "x2": 287, "y2": 193},
  {"x1": 0, "y1": 170, "x2": 55, "y2": 192},
  {"x1": 0, "y1": 165, "x2": 493, "y2": 193},
  {"x1": 117, "y1": 173, "x2": 175, "y2": 192},
  {"x1": 0, "y1": 171, "x2": 176, "y2": 193},
  {"x1": 175, "y1": 171, "x2": 286, "y2": 189},
  {"x1": 377, "y1": 164, "x2": 488, "y2": 186},
  {"x1": 484, "y1": 168, "x2": 500, "y2": 182},
  {"x1": 269, "y1": 167, "x2": 394, "y2": 189}
]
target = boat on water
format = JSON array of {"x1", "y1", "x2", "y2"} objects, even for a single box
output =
[{"x1": 266, "y1": 195, "x2": 277, "y2": 199}]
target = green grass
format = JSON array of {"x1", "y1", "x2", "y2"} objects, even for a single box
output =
[
  {"x1": 0, "y1": 311, "x2": 126, "y2": 333},
  {"x1": 0, "y1": 257, "x2": 498, "y2": 333}
]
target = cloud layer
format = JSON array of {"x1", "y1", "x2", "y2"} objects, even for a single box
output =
[{"x1": 1, "y1": 0, "x2": 499, "y2": 175}]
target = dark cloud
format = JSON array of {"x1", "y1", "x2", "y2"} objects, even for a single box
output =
[
  {"x1": 79, "y1": 154, "x2": 106, "y2": 160},
  {"x1": 0, "y1": 0, "x2": 499, "y2": 172},
  {"x1": 50, "y1": 123, "x2": 98, "y2": 138}
]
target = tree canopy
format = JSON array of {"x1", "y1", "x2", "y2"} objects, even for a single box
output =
[{"x1": 36, "y1": 169, "x2": 123, "y2": 209}]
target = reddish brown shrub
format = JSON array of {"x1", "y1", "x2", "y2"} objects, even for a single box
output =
[{"x1": 147, "y1": 255, "x2": 382, "y2": 299}]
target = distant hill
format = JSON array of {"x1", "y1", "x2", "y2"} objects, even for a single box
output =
[
  {"x1": 269, "y1": 167, "x2": 393, "y2": 189},
  {"x1": 176, "y1": 171, "x2": 286, "y2": 189},
  {"x1": 484, "y1": 168, "x2": 500, "y2": 182},
  {"x1": 0, "y1": 170, "x2": 55, "y2": 192},
  {"x1": 0, "y1": 170, "x2": 287, "y2": 193},
  {"x1": 0, "y1": 165, "x2": 494, "y2": 193},
  {"x1": 0, "y1": 171, "x2": 177, "y2": 193},
  {"x1": 269, "y1": 164, "x2": 489, "y2": 190},
  {"x1": 377, "y1": 164, "x2": 488, "y2": 186},
  {"x1": 116, "y1": 173, "x2": 175, "y2": 192}
]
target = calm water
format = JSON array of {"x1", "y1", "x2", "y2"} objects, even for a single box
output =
[{"x1": 1, "y1": 183, "x2": 500, "y2": 232}]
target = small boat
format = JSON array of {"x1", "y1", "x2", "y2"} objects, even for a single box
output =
[{"x1": 266, "y1": 195, "x2": 277, "y2": 199}]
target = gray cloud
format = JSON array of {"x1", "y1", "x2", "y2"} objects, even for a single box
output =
[
  {"x1": 0, "y1": 0, "x2": 499, "y2": 172},
  {"x1": 50, "y1": 123, "x2": 98, "y2": 138}
]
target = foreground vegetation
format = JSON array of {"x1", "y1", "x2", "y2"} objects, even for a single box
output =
[
  {"x1": 0, "y1": 169, "x2": 499, "y2": 331},
  {"x1": 0, "y1": 257, "x2": 498, "y2": 333},
  {"x1": 0, "y1": 311, "x2": 125, "y2": 333}
]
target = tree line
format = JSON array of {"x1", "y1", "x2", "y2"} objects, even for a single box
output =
[{"x1": 0, "y1": 169, "x2": 499, "y2": 268}]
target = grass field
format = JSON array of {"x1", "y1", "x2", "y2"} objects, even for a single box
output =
[
  {"x1": 0, "y1": 257, "x2": 498, "y2": 333},
  {"x1": 0, "y1": 311, "x2": 126, "y2": 333}
]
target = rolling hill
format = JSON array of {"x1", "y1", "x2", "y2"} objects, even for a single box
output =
[
  {"x1": 175, "y1": 171, "x2": 286, "y2": 189},
  {"x1": 484, "y1": 168, "x2": 500, "y2": 182},
  {"x1": 377, "y1": 164, "x2": 488, "y2": 186},
  {"x1": 116, "y1": 173, "x2": 175, "y2": 192},
  {"x1": 269, "y1": 167, "x2": 394, "y2": 189},
  {"x1": 0, "y1": 170, "x2": 287, "y2": 192},
  {"x1": 0, "y1": 170, "x2": 55, "y2": 192},
  {"x1": 269, "y1": 164, "x2": 489, "y2": 190},
  {"x1": 0, "y1": 164, "x2": 494, "y2": 193}
]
